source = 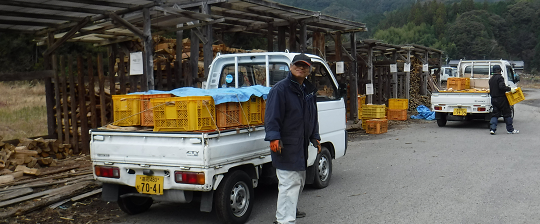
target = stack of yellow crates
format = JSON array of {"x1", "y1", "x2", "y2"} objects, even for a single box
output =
[{"x1": 387, "y1": 98, "x2": 408, "y2": 121}]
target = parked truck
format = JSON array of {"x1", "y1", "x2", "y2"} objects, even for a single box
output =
[
  {"x1": 431, "y1": 60, "x2": 520, "y2": 127},
  {"x1": 90, "y1": 52, "x2": 348, "y2": 224}
]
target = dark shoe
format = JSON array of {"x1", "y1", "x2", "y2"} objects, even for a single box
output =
[
  {"x1": 296, "y1": 209, "x2": 306, "y2": 218},
  {"x1": 273, "y1": 221, "x2": 280, "y2": 224},
  {"x1": 507, "y1": 129, "x2": 519, "y2": 134}
]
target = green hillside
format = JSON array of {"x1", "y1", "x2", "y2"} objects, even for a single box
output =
[{"x1": 273, "y1": 0, "x2": 540, "y2": 71}]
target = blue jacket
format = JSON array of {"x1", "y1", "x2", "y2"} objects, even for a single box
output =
[{"x1": 264, "y1": 73, "x2": 320, "y2": 171}]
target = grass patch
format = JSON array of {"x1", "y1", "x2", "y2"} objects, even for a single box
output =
[{"x1": 0, "y1": 81, "x2": 47, "y2": 140}]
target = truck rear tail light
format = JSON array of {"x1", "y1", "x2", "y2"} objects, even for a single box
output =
[
  {"x1": 174, "y1": 171, "x2": 205, "y2": 185},
  {"x1": 95, "y1": 166, "x2": 120, "y2": 178},
  {"x1": 434, "y1": 106, "x2": 442, "y2": 110},
  {"x1": 478, "y1": 107, "x2": 486, "y2": 111}
]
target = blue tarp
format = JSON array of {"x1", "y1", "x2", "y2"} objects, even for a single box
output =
[
  {"x1": 410, "y1": 105, "x2": 435, "y2": 120},
  {"x1": 131, "y1": 85, "x2": 271, "y2": 105}
]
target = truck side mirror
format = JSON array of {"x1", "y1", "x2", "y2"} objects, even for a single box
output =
[{"x1": 338, "y1": 83, "x2": 347, "y2": 99}]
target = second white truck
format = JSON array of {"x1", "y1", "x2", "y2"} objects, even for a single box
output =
[
  {"x1": 90, "y1": 52, "x2": 348, "y2": 224},
  {"x1": 431, "y1": 60, "x2": 520, "y2": 127}
]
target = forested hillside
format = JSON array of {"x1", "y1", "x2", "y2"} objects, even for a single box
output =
[{"x1": 274, "y1": 0, "x2": 539, "y2": 71}]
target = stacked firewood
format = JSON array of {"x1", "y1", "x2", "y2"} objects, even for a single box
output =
[
  {"x1": 408, "y1": 57, "x2": 431, "y2": 111},
  {"x1": 0, "y1": 136, "x2": 74, "y2": 184}
]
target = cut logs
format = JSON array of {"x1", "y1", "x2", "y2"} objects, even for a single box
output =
[{"x1": 0, "y1": 137, "x2": 74, "y2": 184}]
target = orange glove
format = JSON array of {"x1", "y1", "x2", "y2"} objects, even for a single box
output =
[
  {"x1": 270, "y1": 140, "x2": 282, "y2": 154},
  {"x1": 311, "y1": 139, "x2": 321, "y2": 154}
]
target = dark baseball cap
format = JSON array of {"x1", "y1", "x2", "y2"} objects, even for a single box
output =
[
  {"x1": 292, "y1": 53, "x2": 312, "y2": 66},
  {"x1": 493, "y1": 65, "x2": 502, "y2": 72}
]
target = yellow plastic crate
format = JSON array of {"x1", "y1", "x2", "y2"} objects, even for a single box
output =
[
  {"x1": 151, "y1": 96, "x2": 216, "y2": 132},
  {"x1": 362, "y1": 104, "x2": 386, "y2": 119},
  {"x1": 505, "y1": 87, "x2": 525, "y2": 106},
  {"x1": 388, "y1": 98, "x2": 408, "y2": 110},
  {"x1": 141, "y1": 94, "x2": 172, "y2": 127},
  {"x1": 112, "y1": 95, "x2": 141, "y2": 126},
  {"x1": 240, "y1": 96, "x2": 264, "y2": 125}
]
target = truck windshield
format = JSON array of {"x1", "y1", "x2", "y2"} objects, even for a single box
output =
[
  {"x1": 463, "y1": 65, "x2": 490, "y2": 79},
  {"x1": 218, "y1": 63, "x2": 289, "y2": 88}
]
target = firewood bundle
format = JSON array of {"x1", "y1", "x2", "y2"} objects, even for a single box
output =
[
  {"x1": 0, "y1": 136, "x2": 74, "y2": 184},
  {"x1": 408, "y1": 57, "x2": 431, "y2": 111}
]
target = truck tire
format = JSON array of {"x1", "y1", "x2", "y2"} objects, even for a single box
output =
[
  {"x1": 312, "y1": 147, "x2": 332, "y2": 189},
  {"x1": 436, "y1": 113, "x2": 447, "y2": 127},
  {"x1": 117, "y1": 187, "x2": 153, "y2": 215},
  {"x1": 214, "y1": 170, "x2": 254, "y2": 224}
]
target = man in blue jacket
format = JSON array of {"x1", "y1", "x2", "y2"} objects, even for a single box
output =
[
  {"x1": 489, "y1": 64, "x2": 519, "y2": 135},
  {"x1": 265, "y1": 53, "x2": 321, "y2": 224}
]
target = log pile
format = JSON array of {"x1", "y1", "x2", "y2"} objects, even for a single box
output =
[
  {"x1": 408, "y1": 57, "x2": 431, "y2": 111},
  {"x1": 0, "y1": 157, "x2": 98, "y2": 219},
  {"x1": 0, "y1": 136, "x2": 74, "y2": 185}
]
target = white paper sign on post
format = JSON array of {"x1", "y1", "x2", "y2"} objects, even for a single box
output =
[
  {"x1": 366, "y1": 83, "x2": 374, "y2": 95},
  {"x1": 404, "y1": 63, "x2": 411, "y2": 72},
  {"x1": 390, "y1": 64, "x2": 397, "y2": 73},
  {"x1": 129, "y1": 52, "x2": 143, "y2": 75},
  {"x1": 336, "y1": 61, "x2": 344, "y2": 74},
  {"x1": 423, "y1": 64, "x2": 429, "y2": 72}
]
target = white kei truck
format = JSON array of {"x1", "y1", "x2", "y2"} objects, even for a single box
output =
[
  {"x1": 90, "y1": 52, "x2": 348, "y2": 224},
  {"x1": 431, "y1": 60, "x2": 520, "y2": 127}
]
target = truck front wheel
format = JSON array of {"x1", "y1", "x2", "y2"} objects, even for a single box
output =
[
  {"x1": 312, "y1": 146, "x2": 332, "y2": 189},
  {"x1": 117, "y1": 187, "x2": 153, "y2": 215},
  {"x1": 214, "y1": 170, "x2": 254, "y2": 224}
]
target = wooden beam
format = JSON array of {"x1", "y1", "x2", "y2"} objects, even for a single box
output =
[
  {"x1": 202, "y1": 3, "x2": 213, "y2": 79},
  {"x1": 212, "y1": 10, "x2": 273, "y2": 23},
  {"x1": 43, "y1": 17, "x2": 90, "y2": 57},
  {"x1": 0, "y1": 1, "x2": 106, "y2": 14},
  {"x1": 155, "y1": 6, "x2": 214, "y2": 22},
  {"x1": 59, "y1": 0, "x2": 136, "y2": 8},
  {"x1": 349, "y1": 32, "x2": 358, "y2": 121},
  {"x1": 0, "y1": 19, "x2": 58, "y2": 27},
  {"x1": 108, "y1": 12, "x2": 145, "y2": 40},
  {"x1": 0, "y1": 10, "x2": 81, "y2": 21},
  {"x1": 0, "y1": 70, "x2": 54, "y2": 82}
]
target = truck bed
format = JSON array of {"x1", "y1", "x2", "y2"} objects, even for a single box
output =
[{"x1": 90, "y1": 126, "x2": 270, "y2": 168}]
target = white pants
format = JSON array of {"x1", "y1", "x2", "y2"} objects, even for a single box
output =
[{"x1": 276, "y1": 169, "x2": 306, "y2": 224}]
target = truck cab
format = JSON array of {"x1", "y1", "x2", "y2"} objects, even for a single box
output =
[{"x1": 439, "y1": 66, "x2": 457, "y2": 82}]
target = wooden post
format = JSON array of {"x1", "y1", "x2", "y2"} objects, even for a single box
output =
[
  {"x1": 108, "y1": 46, "x2": 116, "y2": 95},
  {"x1": 60, "y1": 56, "x2": 70, "y2": 145},
  {"x1": 349, "y1": 32, "x2": 358, "y2": 121},
  {"x1": 406, "y1": 48, "x2": 411, "y2": 100},
  {"x1": 335, "y1": 32, "x2": 342, "y2": 61},
  {"x1": 87, "y1": 55, "x2": 97, "y2": 128},
  {"x1": 288, "y1": 21, "x2": 297, "y2": 52},
  {"x1": 165, "y1": 62, "x2": 173, "y2": 88},
  {"x1": 156, "y1": 61, "x2": 163, "y2": 90},
  {"x1": 267, "y1": 23, "x2": 274, "y2": 52},
  {"x1": 45, "y1": 32, "x2": 57, "y2": 139},
  {"x1": 68, "y1": 56, "x2": 79, "y2": 152},
  {"x1": 190, "y1": 22, "x2": 199, "y2": 87},
  {"x1": 367, "y1": 44, "x2": 373, "y2": 104},
  {"x1": 299, "y1": 21, "x2": 307, "y2": 53},
  {"x1": 202, "y1": 3, "x2": 213, "y2": 79},
  {"x1": 52, "y1": 54, "x2": 63, "y2": 143},
  {"x1": 118, "y1": 51, "x2": 126, "y2": 94},
  {"x1": 392, "y1": 52, "x2": 398, "y2": 98},
  {"x1": 97, "y1": 54, "x2": 107, "y2": 126},
  {"x1": 77, "y1": 56, "x2": 89, "y2": 154},
  {"x1": 277, "y1": 26, "x2": 286, "y2": 52},
  {"x1": 176, "y1": 25, "x2": 183, "y2": 88},
  {"x1": 143, "y1": 7, "x2": 153, "y2": 91}
]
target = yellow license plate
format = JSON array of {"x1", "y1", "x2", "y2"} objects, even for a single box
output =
[
  {"x1": 135, "y1": 175, "x2": 164, "y2": 195},
  {"x1": 453, "y1": 108, "x2": 467, "y2": 116}
]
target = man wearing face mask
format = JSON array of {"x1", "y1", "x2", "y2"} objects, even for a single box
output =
[{"x1": 264, "y1": 53, "x2": 321, "y2": 224}]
